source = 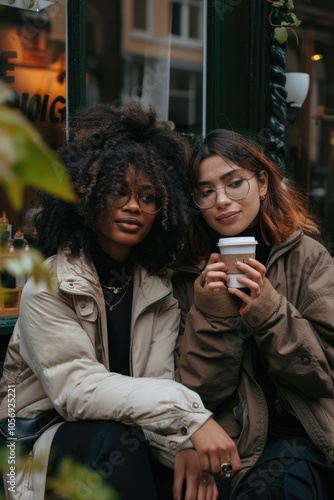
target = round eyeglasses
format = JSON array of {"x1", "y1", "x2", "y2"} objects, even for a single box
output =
[
  {"x1": 107, "y1": 186, "x2": 163, "y2": 214},
  {"x1": 192, "y1": 174, "x2": 257, "y2": 209}
]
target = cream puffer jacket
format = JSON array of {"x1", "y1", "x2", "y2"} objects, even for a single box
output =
[{"x1": 0, "y1": 250, "x2": 212, "y2": 500}]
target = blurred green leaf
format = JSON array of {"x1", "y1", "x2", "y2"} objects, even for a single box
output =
[
  {"x1": 1, "y1": 446, "x2": 118, "y2": 500},
  {"x1": 0, "y1": 248, "x2": 53, "y2": 290},
  {"x1": 275, "y1": 26, "x2": 289, "y2": 44},
  {"x1": 47, "y1": 457, "x2": 120, "y2": 500},
  {"x1": 0, "y1": 103, "x2": 77, "y2": 211},
  {"x1": 0, "y1": 80, "x2": 77, "y2": 291},
  {"x1": 0, "y1": 175, "x2": 23, "y2": 213},
  {"x1": 268, "y1": 0, "x2": 301, "y2": 45},
  {"x1": 290, "y1": 13, "x2": 301, "y2": 27}
]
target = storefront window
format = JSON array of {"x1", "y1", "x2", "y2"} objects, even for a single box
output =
[
  {"x1": 0, "y1": 1, "x2": 66, "y2": 148},
  {"x1": 0, "y1": 0, "x2": 66, "y2": 229},
  {"x1": 85, "y1": 0, "x2": 204, "y2": 135}
]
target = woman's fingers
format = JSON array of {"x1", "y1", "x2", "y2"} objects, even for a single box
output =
[
  {"x1": 226, "y1": 258, "x2": 266, "y2": 300},
  {"x1": 190, "y1": 419, "x2": 241, "y2": 477},
  {"x1": 201, "y1": 254, "x2": 228, "y2": 289},
  {"x1": 174, "y1": 449, "x2": 219, "y2": 500}
]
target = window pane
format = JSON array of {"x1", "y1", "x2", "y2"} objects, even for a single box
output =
[
  {"x1": 85, "y1": 0, "x2": 204, "y2": 136},
  {"x1": 189, "y1": 5, "x2": 200, "y2": 39},
  {"x1": 133, "y1": 0, "x2": 147, "y2": 31},
  {"x1": 171, "y1": 2, "x2": 182, "y2": 36}
]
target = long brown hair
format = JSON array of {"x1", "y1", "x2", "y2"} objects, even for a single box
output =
[{"x1": 185, "y1": 129, "x2": 320, "y2": 262}]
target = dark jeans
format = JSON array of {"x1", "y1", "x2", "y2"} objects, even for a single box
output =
[
  {"x1": 231, "y1": 437, "x2": 334, "y2": 500},
  {"x1": 47, "y1": 420, "x2": 174, "y2": 500}
]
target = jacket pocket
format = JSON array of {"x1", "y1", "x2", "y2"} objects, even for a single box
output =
[{"x1": 73, "y1": 296, "x2": 97, "y2": 321}]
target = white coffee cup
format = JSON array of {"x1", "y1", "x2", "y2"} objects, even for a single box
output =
[{"x1": 217, "y1": 236, "x2": 258, "y2": 288}]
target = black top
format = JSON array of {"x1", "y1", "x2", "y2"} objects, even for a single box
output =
[{"x1": 91, "y1": 243, "x2": 134, "y2": 375}]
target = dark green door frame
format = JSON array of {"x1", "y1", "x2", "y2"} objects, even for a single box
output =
[
  {"x1": 206, "y1": 0, "x2": 271, "y2": 133},
  {"x1": 66, "y1": 0, "x2": 86, "y2": 118},
  {"x1": 206, "y1": 0, "x2": 287, "y2": 169}
]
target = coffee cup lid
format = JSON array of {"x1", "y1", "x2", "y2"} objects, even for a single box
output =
[{"x1": 217, "y1": 237, "x2": 258, "y2": 246}]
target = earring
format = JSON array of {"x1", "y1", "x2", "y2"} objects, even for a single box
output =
[{"x1": 260, "y1": 195, "x2": 266, "y2": 201}]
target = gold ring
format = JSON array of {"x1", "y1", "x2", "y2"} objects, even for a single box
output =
[{"x1": 220, "y1": 461, "x2": 232, "y2": 478}]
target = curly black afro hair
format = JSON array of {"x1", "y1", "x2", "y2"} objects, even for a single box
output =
[{"x1": 33, "y1": 101, "x2": 192, "y2": 274}]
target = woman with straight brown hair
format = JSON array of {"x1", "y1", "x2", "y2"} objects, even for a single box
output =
[{"x1": 172, "y1": 129, "x2": 334, "y2": 499}]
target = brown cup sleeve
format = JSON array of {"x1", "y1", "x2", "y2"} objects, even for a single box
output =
[{"x1": 220, "y1": 253, "x2": 255, "y2": 274}]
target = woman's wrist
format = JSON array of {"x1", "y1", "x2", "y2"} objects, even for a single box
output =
[{"x1": 194, "y1": 275, "x2": 241, "y2": 317}]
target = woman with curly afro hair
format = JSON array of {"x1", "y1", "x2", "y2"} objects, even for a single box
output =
[
  {"x1": 35, "y1": 101, "x2": 191, "y2": 270},
  {"x1": 0, "y1": 102, "x2": 239, "y2": 500}
]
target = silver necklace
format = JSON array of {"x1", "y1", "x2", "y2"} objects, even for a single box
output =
[{"x1": 100, "y1": 272, "x2": 133, "y2": 294}]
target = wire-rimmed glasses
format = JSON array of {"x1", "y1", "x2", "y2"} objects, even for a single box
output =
[
  {"x1": 107, "y1": 185, "x2": 163, "y2": 214},
  {"x1": 192, "y1": 173, "x2": 257, "y2": 209}
]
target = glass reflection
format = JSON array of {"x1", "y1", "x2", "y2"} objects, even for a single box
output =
[
  {"x1": 85, "y1": 0, "x2": 204, "y2": 135},
  {"x1": 0, "y1": 3, "x2": 66, "y2": 147}
]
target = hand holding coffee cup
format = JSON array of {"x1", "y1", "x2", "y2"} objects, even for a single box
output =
[{"x1": 217, "y1": 237, "x2": 258, "y2": 288}]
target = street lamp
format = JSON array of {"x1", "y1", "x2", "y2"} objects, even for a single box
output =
[{"x1": 285, "y1": 72, "x2": 310, "y2": 122}]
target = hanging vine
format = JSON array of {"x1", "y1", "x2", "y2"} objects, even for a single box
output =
[{"x1": 267, "y1": 0, "x2": 302, "y2": 44}]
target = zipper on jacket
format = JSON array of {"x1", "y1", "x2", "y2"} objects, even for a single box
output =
[
  {"x1": 97, "y1": 307, "x2": 108, "y2": 368},
  {"x1": 276, "y1": 392, "x2": 283, "y2": 414},
  {"x1": 276, "y1": 389, "x2": 300, "y2": 419}
]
